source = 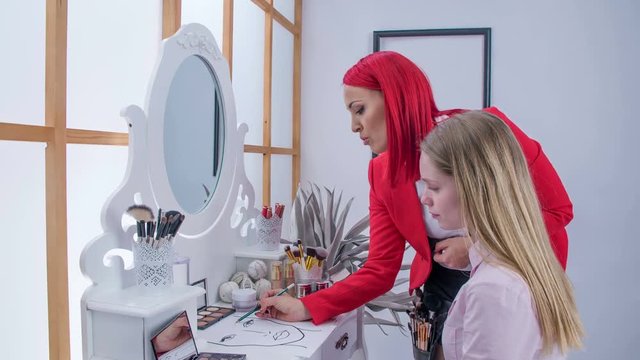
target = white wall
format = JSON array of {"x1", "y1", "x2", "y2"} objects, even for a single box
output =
[{"x1": 300, "y1": 1, "x2": 640, "y2": 359}]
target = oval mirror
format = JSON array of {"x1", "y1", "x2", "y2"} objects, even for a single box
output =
[{"x1": 164, "y1": 55, "x2": 225, "y2": 214}]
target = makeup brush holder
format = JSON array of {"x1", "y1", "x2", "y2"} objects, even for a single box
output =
[
  {"x1": 412, "y1": 345, "x2": 432, "y2": 360},
  {"x1": 292, "y1": 262, "x2": 323, "y2": 292},
  {"x1": 132, "y1": 240, "x2": 175, "y2": 290},
  {"x1": 255, "y1": 215, "x2": 282, "y2": 251}
]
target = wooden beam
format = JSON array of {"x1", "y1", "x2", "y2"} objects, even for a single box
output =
[
  {"x1": 223, "y1": 0, "x2": 234, "y2": 77},
  {"x1": 162, "y1": 0, "x2": 182, "y2": 39},
  {"x1": 66, "y1": 128, "x2": 128, "y2": 146},
  {"x1": 262, "y1": 7, "x2": 274, "y2": 206},
  {"x1": 244, "y1": 144, "x2": 296, "y2": 155},
  {"x1": 0, "y1": 123, "x2": 54, "y2": 142},
  {"x1": 292, "y1": 0, "x2": 302, "y2": 200},
  {"x1": 251, "y1": 0, "x2": 269, "y2": 12},
  {"x1": 45, "y1": 0, "x2": 70, "y2": 358},
  {"x1": 251, "y1": 0, "x2": 299, "y2": 34},
  {"x1": 0, "y1": 124, "x2": 129, "y2": 146},
  {"x1": 272, "y1": 8, "x2": 298, "y2": 34}
]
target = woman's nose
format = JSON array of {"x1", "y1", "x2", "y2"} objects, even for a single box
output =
[
  {"x1": 351, "y1": 120, "x2": 362, "y2": 133},
  {"x1": 421, "y1": 190, "x2": 433, "y2": 207}
]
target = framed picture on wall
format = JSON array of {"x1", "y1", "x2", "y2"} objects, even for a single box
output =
[{"x1": 373, "y1": 28, "x2": 492, "y2": 109}]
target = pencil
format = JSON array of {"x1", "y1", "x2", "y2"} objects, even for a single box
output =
[{"x1": 235, "y1": 282, "x2": 295, "y2": 323}]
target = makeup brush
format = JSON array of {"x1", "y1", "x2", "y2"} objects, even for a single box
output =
[
  {"x1": 134, "y1": 222, "x2": 143, "y2": 241},
  {"x1": 284, "y1": 245, "x2": 296, "y2": 261},
  {"x1": 297, "y1": 240, "x2": 305, "y2": 264},
  {"x1": 291, "y1": 249, "x2": 301, "y2": 264},
  {"x1": 146, "y1": 221, "x2": 153, "y2": 242},
  {"x1": 156, "y1": 208, "x2": 163, "y2": 238},
  {"x1": 154, "y1": 215, "x2": 167, "y2": 248},
  {"x1": 155, "y1": 215, "x2": 166, "y2": 241},
  {"x1": 126, "y1": 205, "x2": 154, "y2": 242},
  {"x1": 163, "y1": 210, "x2": 181, "y2": 238},
  {"x1": 314, "y1": 247, "x2": 328, "y2": 268},
  {"x1": 407, "y1": 312, "x2": 416, "y2": 347},
  {"x1": 170, "y1": 214, "x2": 185, "y2": 238},
  {"x1": 161, "y1": 215, "x2": 174, "y2": 238},
  {"x1": 305, "y1": 248, "x2": 317, "y2": 270},
  {"x1": 126, "y1": 204, "x2": 154, "y2": 222}
]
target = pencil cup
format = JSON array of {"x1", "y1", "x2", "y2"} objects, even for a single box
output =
[
  {"x1": 133, "y1": 240, "x2": 174, "y2": 290},
  {"x1": 292, "y1": 262, "x2": 323, "y2": 297},
  {"x1": 412, "y1": 344, "x2": 432, "y2": 360},
  {"x1": 255, "y1": 215, "x2": 282, "y2": 251}
]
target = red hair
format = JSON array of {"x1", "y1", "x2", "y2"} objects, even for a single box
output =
[{"x1": 343, "y1": 51, "x2": 462, "y2": 185}]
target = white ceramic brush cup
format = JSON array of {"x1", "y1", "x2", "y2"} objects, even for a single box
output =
[
  {"x1": 133, "y1": 240, "x2": 175, "y2": 290},
  {"x1": 255, "y1": 216, "x2": 282, "y2": 251}
]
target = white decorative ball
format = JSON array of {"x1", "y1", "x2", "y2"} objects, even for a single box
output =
[
  {"x1": 255, "y1": 278, "x2": 272, "y2": 299},
  {"x1": 218, "y1": 281, "x2": 239, "y2": 303},
  {"x1": 247, "y1": 259, "x2": 268, "y2": 280},
  {"x1": 229, "y1": 271, "x2": 250, "y2": 286}
]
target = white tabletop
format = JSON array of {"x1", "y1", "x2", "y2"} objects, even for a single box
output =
[{"x1": 86, "y1": 285, "x2": 205, "y2": 317}]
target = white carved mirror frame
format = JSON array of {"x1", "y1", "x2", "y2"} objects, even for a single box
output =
[{"x1": 79, "y1": 22, "x2": 259, "y2": 355}]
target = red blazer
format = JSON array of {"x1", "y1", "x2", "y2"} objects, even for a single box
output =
[{"x1": 300, "y1": 107, "x2": 573, "y2": 325}]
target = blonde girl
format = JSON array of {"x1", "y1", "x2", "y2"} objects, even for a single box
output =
[{"x1": 420, "y1": 110, "x2": 583, "y2": 359}]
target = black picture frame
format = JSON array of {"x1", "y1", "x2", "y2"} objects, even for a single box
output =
[{"x1": 373, "y1": 28, "x2": 492, "y2": 108}]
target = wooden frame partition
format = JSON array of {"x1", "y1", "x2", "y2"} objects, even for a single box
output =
[
  {"x1": 247, "y1": 0, "x2": 302, "y2": 204},
  {"x1": 262, "y1": 3, "x2": 274, "y2": 205},
  {"x1": 162, "y1": 0, "x2": 182, "y2": 39},
  {"x1": 0, "y1": 1, "x2": 302, "y2": 358},
  {"x1": 223, "y1": 0, "x2": 234, "y2": 75},
  {"x1": 44, "y1": 2, "x2": 70, "y2": 359},
  {"x1": 292, "y1": 0, "x2": 302, "y2": 200}
]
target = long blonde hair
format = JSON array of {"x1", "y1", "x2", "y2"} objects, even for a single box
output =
[{"x1": 421, "y1": 110, "x2": 583, "y2": 354}]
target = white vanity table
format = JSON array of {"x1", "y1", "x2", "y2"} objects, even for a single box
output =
[
  {"x1": 80, "y1": 24, "x2": 365, "y2": 360},
  {"x1": 196, "y1": 309, "x2": 360, "y2": 360},
  {"x1": 85, "y1": 286, "x2": 204, "y2": 360}
]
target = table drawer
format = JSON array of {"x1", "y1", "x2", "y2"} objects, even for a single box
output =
[{"x1": 321, "y1": 312, "x2": 358, "y2": 360}]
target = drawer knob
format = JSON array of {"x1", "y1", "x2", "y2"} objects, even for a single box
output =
[{"x1": 335, "y1": 332, "x2": 349, "y2": 351}]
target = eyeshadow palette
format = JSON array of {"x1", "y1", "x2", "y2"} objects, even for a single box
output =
[
  {"x1": 194, "y1": 354, "x2": 246, "y2": 359},
  {"x1": 197, "y1": 306, "x2": 235, "y2": 330},
  {"x1": 151, "y1": 310, "x2": 245, "y2": 360}
]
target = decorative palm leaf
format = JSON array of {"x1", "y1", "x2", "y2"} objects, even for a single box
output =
[{"x1": 288, "y1": 182, "x2": 413, "y2": 333}]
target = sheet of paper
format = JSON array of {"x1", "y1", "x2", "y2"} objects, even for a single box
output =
[{"x1": 196, "y1": 312, "x2": 340, "y2": 359}]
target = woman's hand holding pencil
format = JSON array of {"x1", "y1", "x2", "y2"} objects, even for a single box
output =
[{"x1": 256, "y1": 286, "x2": 311, "y2": 322}]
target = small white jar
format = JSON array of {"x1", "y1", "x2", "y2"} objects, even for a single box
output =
[{"x1": 232, "y1": 288, "x2": 258, "y2": 312}]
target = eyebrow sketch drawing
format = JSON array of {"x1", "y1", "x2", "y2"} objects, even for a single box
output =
[
  {"x1": 272, "y1": 330, "x2": 290, "y2": 341},
  {"x1": 206, "y1": 317, "x2": 321, "y2": 348},
  {"x1": 242, "y1": 319, "x2": 254, "y2": 328},
  {"x1": 220, "y1": 334, "x2": 236, "y2": 343}
]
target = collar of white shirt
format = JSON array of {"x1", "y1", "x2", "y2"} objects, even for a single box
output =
[{"x1": 468, "y1": 241, "x2": 493, "y2": 276}]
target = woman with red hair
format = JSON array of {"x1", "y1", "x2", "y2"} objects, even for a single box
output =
[{"x1": 258, "y1": 51, "x2": 573, "y2": 358}]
